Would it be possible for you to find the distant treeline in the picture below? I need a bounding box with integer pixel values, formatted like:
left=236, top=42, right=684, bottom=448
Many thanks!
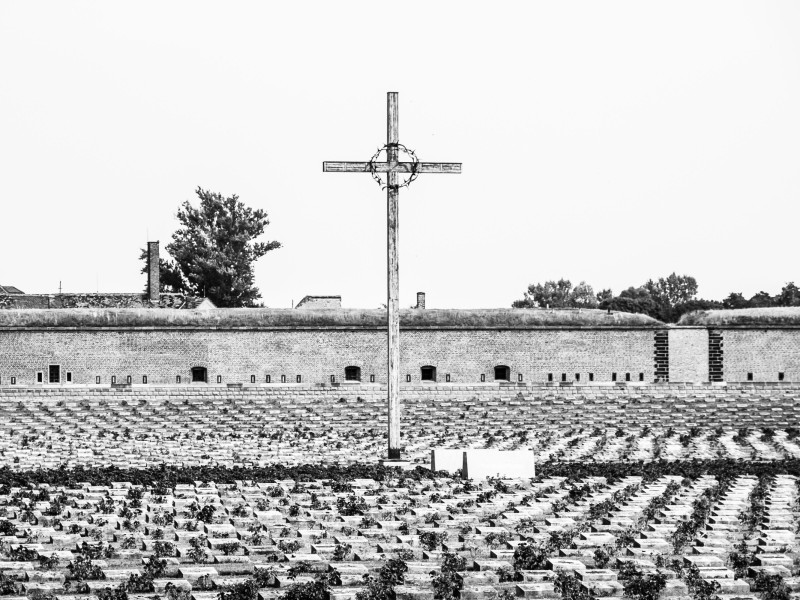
left=512, top=274, right=800, bottom=323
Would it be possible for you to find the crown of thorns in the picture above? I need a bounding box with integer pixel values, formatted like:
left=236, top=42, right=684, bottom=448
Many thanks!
left=368, top=142, right=420, bottom=190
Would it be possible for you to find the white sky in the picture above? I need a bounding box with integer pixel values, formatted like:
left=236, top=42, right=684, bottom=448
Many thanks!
left=1, top=2, right=799, bottom=309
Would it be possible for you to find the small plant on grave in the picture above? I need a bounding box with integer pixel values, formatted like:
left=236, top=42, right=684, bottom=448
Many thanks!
left=278, top=539, right=302, bottom=554
left=513, top=541, right=549, bottom=571
left=0, top=520, right=15, bottom=536
left=96, top=583, right=129, bottom=600
left=593, top=545, right=614, bottom=568
left=617, top=562, right=667, bottom=600
left=255, top=498, right=270, bottom=511
left=194, top=574, right=215, bottom=591
left=484, top=530, right=511, bottom=548
left=164, top=583, right=191, bottom=600
left=0, top=571, right=19, bottom=596
left=67, top=556, right=104, bottom=582
left=288, top=504, right=301, bottom=517
left=187, top=535, right=209, bottom=563
left=754, top=572, right=792, bottom=600
left=217, top=541, right=241, bottom=556
left=281, top=572, right=337, bottom=600
left=37, top=553, right=59, bottom=570
left=247, top=523, right=267, bottom=546
left=336, top=495, right=368, bottom=516
left=728, top=538, right=754, bottom=579
left=683, top=564, right=721, bottom=600
left=10, top=546, right=38, bottom=562
left=332, top=543, right=352, bottom=561
left=553, top=572, right=591, bottom=600
left=431, top=552, right=466, bottom=600
left=152, top=540, right=175, bottom=558
left=268, top=485, right=285, bottom=498
left=497, top=566, right=516, bottom=583
left=126, top=487, right=144, bottom=509
left=359, top=514, right=378, bottom=528
left=119, top=535, right=138, bottom=550
left=79, top=541, right=106, bottom=559
left=419, top=530, right=448, bottom=551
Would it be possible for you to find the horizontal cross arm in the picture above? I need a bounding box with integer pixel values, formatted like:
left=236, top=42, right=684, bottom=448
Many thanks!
left=323, top=161, right=461, bottom=174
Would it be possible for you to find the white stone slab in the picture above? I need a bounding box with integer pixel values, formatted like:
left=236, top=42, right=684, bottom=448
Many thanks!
left=462, top=449, right=535, bottom=480
left=431, top=449, right=464, bottom=473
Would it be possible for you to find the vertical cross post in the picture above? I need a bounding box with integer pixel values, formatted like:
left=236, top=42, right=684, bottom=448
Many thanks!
left=322, top=92, right=461, bottom=463
left=386, top=92, right=401, bottom=460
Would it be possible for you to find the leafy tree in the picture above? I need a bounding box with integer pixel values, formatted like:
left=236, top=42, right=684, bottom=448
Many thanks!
left=142, top=187, right=281, bottom=307
left=722, top=292, right=749, bottom=309
left=748, top=291, right=775, bottom=308
left=644, top=273, right=698, bottom=308
left=513, top=279, right=597, bottom=308
left=778, top=282, right=800, bottom=307
left=599, top=287, right=658, bottom=317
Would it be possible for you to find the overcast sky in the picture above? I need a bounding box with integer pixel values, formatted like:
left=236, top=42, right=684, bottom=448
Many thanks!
left=1, top=2, right=798, bottom=309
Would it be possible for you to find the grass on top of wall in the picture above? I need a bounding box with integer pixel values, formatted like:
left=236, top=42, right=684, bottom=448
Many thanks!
left=0, top=307, right=663, bottom=328
left=679, top=307, right=800, bottom=326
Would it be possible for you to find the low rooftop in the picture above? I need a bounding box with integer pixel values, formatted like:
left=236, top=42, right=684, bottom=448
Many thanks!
left=0, top=307, right=663, bottom=328
left=679, top=306, right=800, bottom=326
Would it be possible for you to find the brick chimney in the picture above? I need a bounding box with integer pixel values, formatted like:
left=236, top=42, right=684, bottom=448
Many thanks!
left=147, top=241, right=160, bottom=303
left=415, top=292, right=426, bottom=309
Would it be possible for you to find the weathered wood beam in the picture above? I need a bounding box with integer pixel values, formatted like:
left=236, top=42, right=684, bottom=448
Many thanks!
left=323, top=161, right=461, bottom=173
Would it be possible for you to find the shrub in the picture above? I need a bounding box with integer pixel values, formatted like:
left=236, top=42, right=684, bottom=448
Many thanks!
left=484, top=531, right=511, bottom=548
left=0, top=521, right=16, bottom=536
left=218, top=579, right=259, bottom=600
left=419, top=530, right=448, bottom=551
left=336, top=496, right=368, bottom=516
left=67, top=556, right=104, bottom=581
left=152, top=541, right=176, bottom=558
left=96, top=584, right=129, bottom=600
left=278, top=539, right=302, bottom=554
left=683, top=564, right=720, bottom=600
left=187, top=535, right=208, bottom=563
left=217, top=542, right=240, bottom=556
left=617, top=563, right=667, bottom=600
left=431, top=553, right=466, bottom=600
left=554, top=572, right=590, bottom=600
left=0, top=572, right=19, bottom=596
left=332, top=543, right=352, bottom=562
left=253, top=567, right=277, bottom=588
left=513, top=542, right=549, bottom=571
left=38, top=553, right=59, bottom=570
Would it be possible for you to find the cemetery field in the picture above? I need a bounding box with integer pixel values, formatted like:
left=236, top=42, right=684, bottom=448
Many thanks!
left=2, top=394, right=800, bottom=600
left=2, top=468, right=800, bottom=600
left=0, top=392, right=799, bottom=470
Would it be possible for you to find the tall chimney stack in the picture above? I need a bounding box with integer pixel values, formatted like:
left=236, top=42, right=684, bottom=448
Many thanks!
left=147, top=241, right=160, bottom=303
left=415, top=292, right=426, bottom=309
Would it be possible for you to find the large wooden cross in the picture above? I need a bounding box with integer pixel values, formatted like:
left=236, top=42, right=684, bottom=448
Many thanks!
left=323, top=92, right=461, bottom=460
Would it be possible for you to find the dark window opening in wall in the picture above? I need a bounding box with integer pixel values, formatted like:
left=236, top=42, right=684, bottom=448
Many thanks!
left=37, top=372, right=43, bottom=383
left=281, top=375, right=286, bottom=383
left=142, top=375, right=147, bottom=384
left=370, top=374, right=375, bottom=383
left=67, top=372, right=72, bottom=383
left=216, top=375, right=222, bottom=384
left=127, top=376, right=132, bottom=384
left=494, top=365, right=510, bottom=381
left=330, top=375, right=336, bottom=383
left=296, top=375, right=302, bottom=383
left=639, top=373, right=644, bottom=382
left=612, top=372, right=617, bottom=382
left=49, top=365, right=60, bottom=384
left=266, top=375, right=271, bottom=383
left=779, top=372, right=785, bottom=381
left=421, top=366, right=436, bottom=382
left=345, top=366, right=361, bottom=381
left=251, top=375, right=256, bottom=384
left=561, top=373, right=567, bottom=382
left=111, top=376, right=117, bottom=384
left=10, top=377, right=15, bottom=385
left=575, top=373, right=580, bottom=382
left=96, top=376, right=101, bottom=384
left=548, top=373, right=553, bottom=382
left=625, top=373, right=631, bottom=382
left=406, top=374, right=411, bottom=382
left=191, top=367, right=207, bottom=383
left=747, top=372, right=753, bottom=381
left=589, top=373, right=594, bottom=382
left=518, top=373, right=523, bottom=382
left=176, top=375, right=181, bottom=384
left=480, top=374, right=486, bottom=382
left=446, top=374, right=451, bottom=382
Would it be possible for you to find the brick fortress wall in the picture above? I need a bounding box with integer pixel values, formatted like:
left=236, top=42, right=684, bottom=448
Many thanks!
left=0, top=383, right=798, bottom=429
left=0, top=328, right=655, bottom=386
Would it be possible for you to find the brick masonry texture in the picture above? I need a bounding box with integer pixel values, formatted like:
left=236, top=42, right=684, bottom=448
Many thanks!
left=0, top=382, right=799, bottom=429
left=721, top=328, right=800, bottom=382
left=668, top=328, right=709, bottom=383
left=0, top=328, right=656, bottom=386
